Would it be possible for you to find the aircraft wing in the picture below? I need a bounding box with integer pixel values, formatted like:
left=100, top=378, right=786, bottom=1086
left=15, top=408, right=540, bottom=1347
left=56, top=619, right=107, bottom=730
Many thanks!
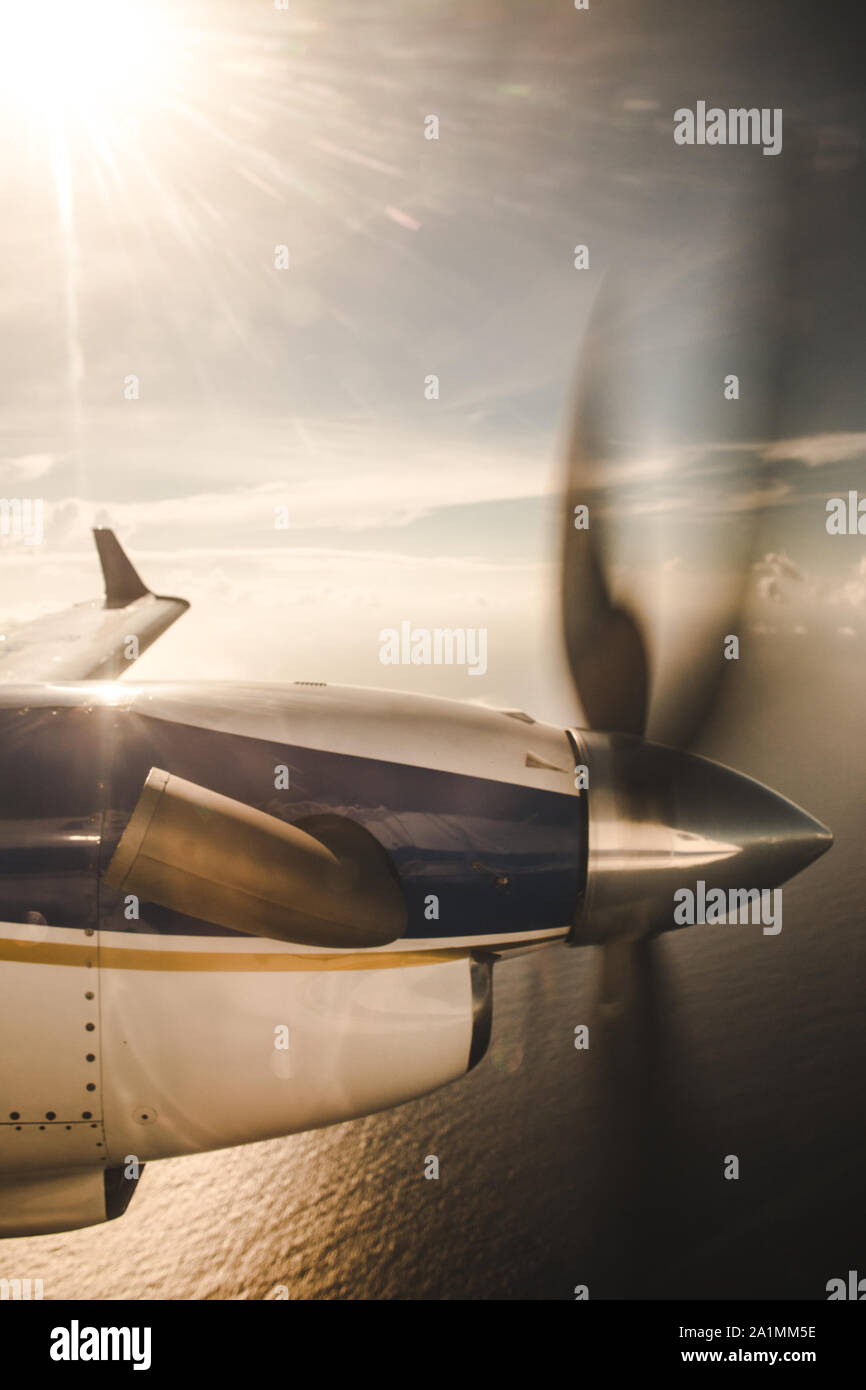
left=0, top=529, right=189, bottom=682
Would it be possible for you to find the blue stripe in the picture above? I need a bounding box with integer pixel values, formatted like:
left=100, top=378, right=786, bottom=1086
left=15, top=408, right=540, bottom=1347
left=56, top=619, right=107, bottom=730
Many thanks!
left=0, top=706, right=585, bottom=943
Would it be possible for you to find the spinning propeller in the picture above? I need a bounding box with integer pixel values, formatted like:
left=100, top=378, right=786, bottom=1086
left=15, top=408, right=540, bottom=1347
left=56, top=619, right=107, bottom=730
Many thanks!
left=558, top=140, right=832, bottom=1274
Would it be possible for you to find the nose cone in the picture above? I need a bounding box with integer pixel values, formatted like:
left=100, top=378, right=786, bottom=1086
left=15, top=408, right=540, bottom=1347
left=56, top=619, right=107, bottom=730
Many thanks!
left=727, top=784, right=833, bottom=883
left=570, top=730, right=833, bottom=944
left=653, top=741, right=833, bottom=888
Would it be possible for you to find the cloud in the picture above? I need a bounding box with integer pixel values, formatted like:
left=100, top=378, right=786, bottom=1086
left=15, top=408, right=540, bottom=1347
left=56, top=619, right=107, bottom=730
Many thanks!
left=601, top=432, right=866, bottom=523
left=28, top=432, right=558, bottom=544
left=757, top=575, right=781, bottom=602
left=753, top=551, right=804, bottom=602
left=0, top=453, right=60, bottom=481
left=726, top=483, right=791, bottom=512
left=750, top=553, right=866, bottom=630
left=762, top=433, right=866, bottom=467
left=762, top=552, right=804, bottom=582
left=830, top=555, right=866, bottom=608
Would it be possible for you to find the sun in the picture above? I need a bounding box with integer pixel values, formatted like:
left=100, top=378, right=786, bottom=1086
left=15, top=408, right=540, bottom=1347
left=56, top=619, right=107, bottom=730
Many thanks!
left=0, top=0, right=191, bottom=439
left=0, top=0, right=179, bottom=126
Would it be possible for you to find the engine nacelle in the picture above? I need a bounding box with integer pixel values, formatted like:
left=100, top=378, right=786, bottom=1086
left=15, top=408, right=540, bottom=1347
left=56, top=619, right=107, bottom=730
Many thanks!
left=0, top=1166, right=142, bottom=1238
left=0, top=678, right=579, bottom=1233
left=96, top=953, right=492, bottom=1164
left=1, top=937, right=491, bottom=1234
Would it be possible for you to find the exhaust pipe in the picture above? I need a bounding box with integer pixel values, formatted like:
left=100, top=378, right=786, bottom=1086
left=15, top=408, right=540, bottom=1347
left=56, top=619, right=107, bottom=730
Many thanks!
left=104, top=768, right=407, bottom=949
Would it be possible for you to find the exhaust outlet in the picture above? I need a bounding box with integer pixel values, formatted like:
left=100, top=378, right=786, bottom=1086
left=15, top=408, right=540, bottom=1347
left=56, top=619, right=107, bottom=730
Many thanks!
left=104, top=768, right=407, bottom=948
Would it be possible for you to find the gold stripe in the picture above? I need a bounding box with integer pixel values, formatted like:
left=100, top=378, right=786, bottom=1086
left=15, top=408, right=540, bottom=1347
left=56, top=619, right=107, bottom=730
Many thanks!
left=0, top=938, right=466, bottom=973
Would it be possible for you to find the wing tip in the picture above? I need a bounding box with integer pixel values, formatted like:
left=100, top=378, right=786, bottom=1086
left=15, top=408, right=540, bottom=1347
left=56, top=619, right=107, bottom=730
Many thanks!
left=92, top=528, right=150, bottom=609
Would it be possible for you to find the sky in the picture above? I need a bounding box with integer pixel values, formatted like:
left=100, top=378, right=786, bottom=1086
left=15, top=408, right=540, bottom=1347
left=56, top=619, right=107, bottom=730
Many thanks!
left=0, top=0, right=864, bottom=732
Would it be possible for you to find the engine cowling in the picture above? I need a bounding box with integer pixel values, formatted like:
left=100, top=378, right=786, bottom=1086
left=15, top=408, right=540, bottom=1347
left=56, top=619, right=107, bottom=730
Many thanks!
left=0, top=1165, right=142, bottom=1239
left=96, top=953, right=492, bottom=1164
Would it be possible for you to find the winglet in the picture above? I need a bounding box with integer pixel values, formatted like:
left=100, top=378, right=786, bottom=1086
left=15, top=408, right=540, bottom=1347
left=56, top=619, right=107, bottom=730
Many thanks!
left=93, top=528, right=150, bottom=609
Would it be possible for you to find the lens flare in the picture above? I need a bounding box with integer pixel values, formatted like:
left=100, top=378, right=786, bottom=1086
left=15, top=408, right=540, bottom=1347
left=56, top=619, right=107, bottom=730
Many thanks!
left=0, top=0, right=177, bottom=123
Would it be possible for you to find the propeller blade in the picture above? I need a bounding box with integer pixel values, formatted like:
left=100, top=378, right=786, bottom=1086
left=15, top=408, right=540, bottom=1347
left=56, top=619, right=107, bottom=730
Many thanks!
left=561, top=286, right=650, bottom=738
left=561, top=146, right=803, bottom=751
left=586, top=933, right=672, bottom=1292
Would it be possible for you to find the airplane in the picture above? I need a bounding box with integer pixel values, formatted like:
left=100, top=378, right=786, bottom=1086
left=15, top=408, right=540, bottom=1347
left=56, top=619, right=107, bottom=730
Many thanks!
left=0, top=492, right=832, bottom=1238
left=0, top=171, right=833, bottom=1236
